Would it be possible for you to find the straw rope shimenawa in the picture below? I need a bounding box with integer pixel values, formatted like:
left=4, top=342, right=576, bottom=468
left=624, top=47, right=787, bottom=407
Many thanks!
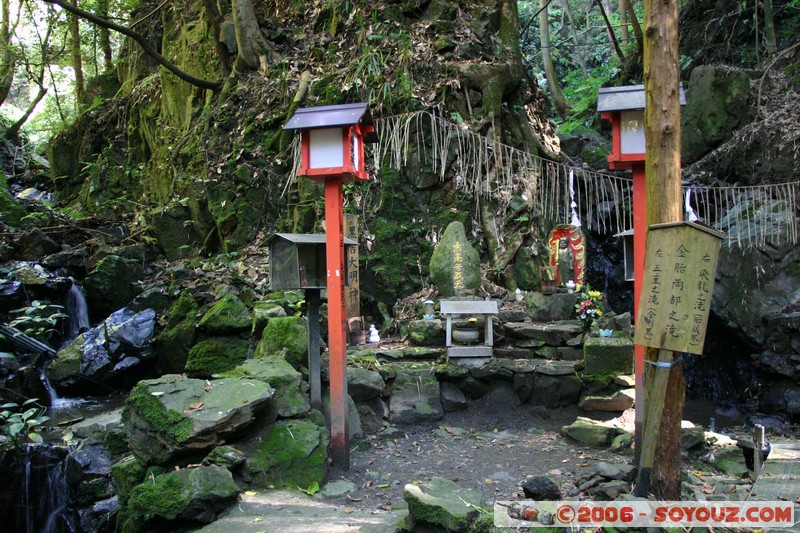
left=287, top=111, right=799, bottom=249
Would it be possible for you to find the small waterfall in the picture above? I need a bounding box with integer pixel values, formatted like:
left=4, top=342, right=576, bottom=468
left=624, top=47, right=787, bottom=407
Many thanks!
left=1, top=445, right=78, bottom=533
left=65, top=281, right=90, bottom=341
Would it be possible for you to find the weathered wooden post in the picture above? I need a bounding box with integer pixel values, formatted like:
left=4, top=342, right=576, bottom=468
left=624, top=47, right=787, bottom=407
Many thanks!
left=632, top=221, right=723, bottom=496
left=283, top=103, right=378, bottom=469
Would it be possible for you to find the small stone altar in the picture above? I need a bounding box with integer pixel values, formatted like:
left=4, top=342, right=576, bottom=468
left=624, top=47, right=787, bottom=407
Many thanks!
left=441, top=300, right=498, bottom=366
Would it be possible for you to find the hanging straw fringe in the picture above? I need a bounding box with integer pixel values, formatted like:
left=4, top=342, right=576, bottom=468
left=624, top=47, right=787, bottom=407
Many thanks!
left=285, top=110, right=799, bottom=249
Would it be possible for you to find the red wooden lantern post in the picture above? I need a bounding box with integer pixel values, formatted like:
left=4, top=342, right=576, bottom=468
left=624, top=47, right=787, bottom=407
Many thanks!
left=284, top=103, right=378, bottom=468
left=598, top=85, right=684, bottom=462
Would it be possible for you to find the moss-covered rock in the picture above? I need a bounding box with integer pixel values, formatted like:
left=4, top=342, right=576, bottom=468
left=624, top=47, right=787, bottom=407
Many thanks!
left=561, top=417, right=625, bottom=447
left=156, top=290, right=198, bottom=373
left=248, top=419, right=329, bottom=490
left=0, top=186, right=27, bottom=227
left=583, top=336, right=634, bottom=378
left=388, top=366, right=444, bottom=424
left=122, top=375, right=274, bottom=465
left=110, top=455, right=147, bottom=505
left=197, top=293, right=252, bottom=334
left=404, top=478, right=487, bottom=532
left=251, top=300, right=288, bottom=338
left=226, top=358, right=310, bottom=418
left=429, top=221, right=481, bottom=297
left=185, top=337, right=250, bottom=377
left=408, top=319, right=445, bottom=346
left=254, top=316, right=308, bottom=370
left=84, top=255, right=144, bottom=318
left=126, top=465, right=239, bottom=526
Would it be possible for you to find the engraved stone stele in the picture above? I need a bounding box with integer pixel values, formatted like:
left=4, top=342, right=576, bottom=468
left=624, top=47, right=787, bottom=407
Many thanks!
left=429, top=221, right=481, bottom=298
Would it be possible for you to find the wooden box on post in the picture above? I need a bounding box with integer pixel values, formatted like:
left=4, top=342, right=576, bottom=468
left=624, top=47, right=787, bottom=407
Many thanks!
left=267, top=233, right=357, bottom=291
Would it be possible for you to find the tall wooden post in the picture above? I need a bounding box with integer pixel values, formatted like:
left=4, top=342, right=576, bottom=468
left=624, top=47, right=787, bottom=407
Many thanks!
left=641, top=0, right=683, bottom=499
left=632, top=162, right=646, bottom=463
left=325, top=177, right=349, bottom=468
left=306, top=288, right=322, bottom=412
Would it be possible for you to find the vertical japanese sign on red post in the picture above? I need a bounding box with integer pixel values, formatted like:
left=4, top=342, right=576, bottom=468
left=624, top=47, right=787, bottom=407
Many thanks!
left=283, top=103, right=378, bottom=469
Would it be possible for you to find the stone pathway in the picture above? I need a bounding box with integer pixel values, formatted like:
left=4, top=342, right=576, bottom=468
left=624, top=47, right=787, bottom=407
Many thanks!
left=196, top=490, right=405, bottom=533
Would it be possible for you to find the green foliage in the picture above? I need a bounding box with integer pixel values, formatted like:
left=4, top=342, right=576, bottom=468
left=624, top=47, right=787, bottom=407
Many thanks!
left=0, top=398, right=49, bottom=451
left=9, top=301, right=68, bottom=342
left=559, top=63, right=620, bottom=132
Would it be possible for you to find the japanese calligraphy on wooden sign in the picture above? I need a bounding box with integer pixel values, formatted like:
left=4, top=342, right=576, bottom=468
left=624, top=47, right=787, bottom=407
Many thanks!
left=634, top=222, right=724, bottom=354
left=344, top=214, right=360, bottom=319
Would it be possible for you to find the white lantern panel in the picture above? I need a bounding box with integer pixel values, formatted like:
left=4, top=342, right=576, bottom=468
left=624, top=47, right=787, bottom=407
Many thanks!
left=309, top=128, right=344, bottom=169
left=620, top=110, right=645, bottom=154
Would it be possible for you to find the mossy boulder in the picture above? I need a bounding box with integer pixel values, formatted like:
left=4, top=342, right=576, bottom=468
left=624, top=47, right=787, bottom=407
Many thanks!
left=404, top=478, right=487, bottom=532
left=583, top=336, right=634, bottom=377
left=346, top=366, right=386, bottom=401
left=429, top=221, right=481, bottom=297
left=185, top=337, right=250, bottom=377
left=408, top=319, right=446, bottom=346
left=122, top=375, right=274, bottom=465
left=148, top=203, right=203, bottom=261
left=227, top=358, right=310, bottom=418
left=251, top=300, right=288, bottom=338
left=156, top=290, right=199, bottom=373
left=254, top=316, right=308, bottom=370
left=126, top=465, right=239, bottom=527
left=197, top=293, right=252, bottom=334
left=248, top=419, right=329, bottom=490
left=0, top=187, right=27, bottom=227
left=84, top=255, right=144, bottom=318
left=110, top=455, right=147, bottom=505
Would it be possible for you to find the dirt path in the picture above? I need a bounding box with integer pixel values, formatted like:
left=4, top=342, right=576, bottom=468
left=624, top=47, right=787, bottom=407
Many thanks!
left=324, top=402, right=624, bottom=512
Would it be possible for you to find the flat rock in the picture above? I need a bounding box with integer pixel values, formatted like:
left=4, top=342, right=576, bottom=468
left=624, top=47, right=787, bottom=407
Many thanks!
left=579, top=388, right=635, bottom=412
left=561, top=417, right=625, bottom=447
left=389, top=368, right=443, bottom=424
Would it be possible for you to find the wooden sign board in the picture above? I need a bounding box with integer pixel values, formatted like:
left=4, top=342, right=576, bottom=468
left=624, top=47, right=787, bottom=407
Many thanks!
left=634, top=222, right=724, bottom=355
left=345, top=213, right=360, bottom=319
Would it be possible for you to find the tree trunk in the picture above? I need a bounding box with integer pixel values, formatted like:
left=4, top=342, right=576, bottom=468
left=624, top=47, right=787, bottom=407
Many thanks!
left=539, top=0, right=571, bottom=119
left=232, top=0, right=273, bottom=71
left=619, top=0, right=629, bottom=44
left=642, top=0, right=683, bottom=500
left=564, top=0, right=588, bottom=78
left=595, top=0, right=625, bottom=63
left=627, top=0, right=644, bottom=58
left=0, top=0, right=14, bottom=106
left=97, top=0, right=112, bottom=71
left=69, top=0, right=86, bottom=107
left=763, top=0, right=777, bottom=56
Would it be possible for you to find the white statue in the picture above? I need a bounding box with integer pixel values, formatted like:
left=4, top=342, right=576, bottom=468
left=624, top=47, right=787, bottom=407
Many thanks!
left=368, top=324, right=381, bottom=343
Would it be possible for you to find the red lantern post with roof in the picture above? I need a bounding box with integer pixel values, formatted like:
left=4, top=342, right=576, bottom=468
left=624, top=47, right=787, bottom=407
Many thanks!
left=284, top=103, right=378, bottom=469
left=598, top=85, right=685, bottom=462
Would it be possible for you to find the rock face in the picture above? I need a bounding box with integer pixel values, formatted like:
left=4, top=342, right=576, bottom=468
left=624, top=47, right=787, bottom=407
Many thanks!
left=122, top=375, right=274, bottom=465
left=185, top=337, right=251, bottom=377
left=156, top=290, right=198, bottom=373
left=49, top=307, right=157, bottom=393
left=404, top=478, right=487, bottom=532
left=681, top=65, right=752, bottom=164
left=125, top=465, right=239, bottom=527
left=429, top=222, right=481, bottom=297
